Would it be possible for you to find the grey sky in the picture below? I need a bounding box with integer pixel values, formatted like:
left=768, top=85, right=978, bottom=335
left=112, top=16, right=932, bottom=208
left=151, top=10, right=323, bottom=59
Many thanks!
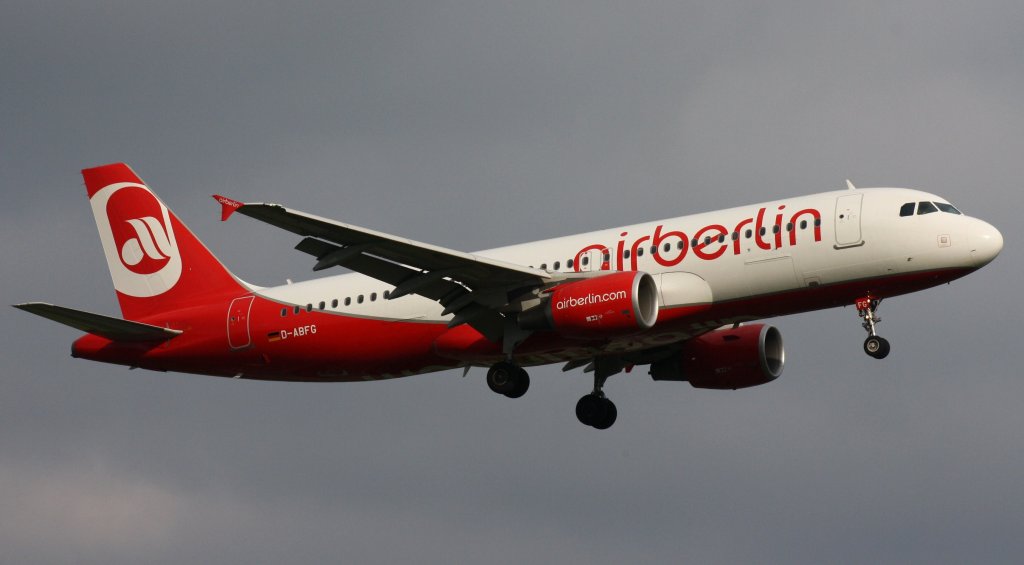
left=3, top=1, right=1022, bottom=563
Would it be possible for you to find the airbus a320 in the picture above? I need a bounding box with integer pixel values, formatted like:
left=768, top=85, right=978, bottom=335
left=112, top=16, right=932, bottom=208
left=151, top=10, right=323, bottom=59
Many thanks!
left=15, top=164, right=1003, bottom=429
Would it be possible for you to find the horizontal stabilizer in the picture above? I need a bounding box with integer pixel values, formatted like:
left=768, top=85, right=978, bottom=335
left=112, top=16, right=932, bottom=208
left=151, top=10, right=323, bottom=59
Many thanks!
left=13, top=302, right=182, bottom=342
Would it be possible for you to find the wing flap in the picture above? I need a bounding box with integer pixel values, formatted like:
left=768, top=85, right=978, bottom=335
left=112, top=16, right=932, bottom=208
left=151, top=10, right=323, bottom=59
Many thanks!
left=13, top=302, right=182, bottom=342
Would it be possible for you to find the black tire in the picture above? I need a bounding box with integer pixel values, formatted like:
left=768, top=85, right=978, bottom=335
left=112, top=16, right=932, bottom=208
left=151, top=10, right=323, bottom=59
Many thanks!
left=575, top=394, right=602, bottom=426
left=592, top=398, right=617, bottom=430
left=486, top=362, right=518, bottom=395
left=503, top=368, right=530, bottom=399
left=864, top=336, right=891, bottom=359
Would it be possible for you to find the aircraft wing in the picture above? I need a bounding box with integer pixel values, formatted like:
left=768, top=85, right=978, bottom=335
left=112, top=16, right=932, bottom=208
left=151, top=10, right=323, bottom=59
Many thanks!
left=13, top=302, right=182, bottom=342
left=214, top=195, right=562, bottom=341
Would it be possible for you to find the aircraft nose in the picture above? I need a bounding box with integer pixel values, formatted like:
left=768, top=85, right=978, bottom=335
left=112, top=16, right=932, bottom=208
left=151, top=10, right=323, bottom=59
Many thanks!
left=969, top=219, right=1003, bottom=267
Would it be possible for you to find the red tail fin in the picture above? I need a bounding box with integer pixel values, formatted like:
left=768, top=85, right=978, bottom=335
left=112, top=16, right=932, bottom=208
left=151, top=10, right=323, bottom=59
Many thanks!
left=83, top=163, right=248, bottom=321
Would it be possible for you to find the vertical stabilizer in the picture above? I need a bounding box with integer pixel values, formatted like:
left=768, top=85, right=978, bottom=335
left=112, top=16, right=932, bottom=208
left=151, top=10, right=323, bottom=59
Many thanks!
left=82, top=163, right=248, bottom=321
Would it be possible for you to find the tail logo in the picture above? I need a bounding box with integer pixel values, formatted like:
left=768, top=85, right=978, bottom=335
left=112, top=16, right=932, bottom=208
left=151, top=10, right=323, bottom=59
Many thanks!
left=90, top=182, right=183, bottom=297
left=119, top=217, right=173, bottom=272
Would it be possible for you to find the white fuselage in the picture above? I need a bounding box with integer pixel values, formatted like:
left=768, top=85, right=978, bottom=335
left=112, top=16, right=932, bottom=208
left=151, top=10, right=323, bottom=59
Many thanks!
left=257, top=187, right=998, bottom=329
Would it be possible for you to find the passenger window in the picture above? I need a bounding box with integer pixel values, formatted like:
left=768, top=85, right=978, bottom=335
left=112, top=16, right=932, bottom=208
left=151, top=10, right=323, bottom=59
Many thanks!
left=786, top=223, right=793, bottom=232
left=800, top=220, right=808, bottom=229
left=293, top=306, right=301, bottom=315
left=676, top=241, right=684, bottom=249
left=731, top=232, right=739, bottom=241
left=650, top=245, right=657, bottom=255
left=745, top=229, right=752, bottom=239
left=623, top=249, right=631, bottom=259
left=331, top=299, right=338, bottom=308
left=703, top=236, right=712, bottom=245
left=602, top=253, right=610, bottom=263
left=717, top=234, right=726, bottom=243
left=357, top=295, right=364, bottom=304
left=637, top=247, right=644, bottom=257
left=540, top=263, right=547, bottom=270
left=814, top=218, right=821, bottom=227
left=581, top=256, right=589, bottom=266
left=344, top=297, right=351, bottom=306
left=772, top=225, right=780, bottom=234
left=664, top=243, right=672, bottom=252
left=567, top=259, right=573, bottom=269
left=899, top=202, right=915, bottom=217
left=553, top=261, right=560, bottom=270
left=383, top=290, right=391, bottom=299
left=318, top=301, right=325, bottom=310
left=306, top=304, right=313, bottom=312
left=691, top=238, right=699, bottom=248
left=935, top=202, right=962, bottom=215
left=917, top=201, right=938, bottom=215
left=370, top=293, right=377, bottom=302
left=281, top=308, right=288, bottom=317
left=759, top=227, right=766, bottom=236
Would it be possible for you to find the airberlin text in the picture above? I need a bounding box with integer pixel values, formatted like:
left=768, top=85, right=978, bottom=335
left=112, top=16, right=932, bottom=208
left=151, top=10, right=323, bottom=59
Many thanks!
left=574, top=205, right=821, bottom=272
left=555, top=291, right=628, bottom=311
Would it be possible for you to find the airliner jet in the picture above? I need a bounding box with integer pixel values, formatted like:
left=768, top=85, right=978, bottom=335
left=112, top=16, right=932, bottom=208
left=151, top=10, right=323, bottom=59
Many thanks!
left=15, top=163, right=1003, bottom=428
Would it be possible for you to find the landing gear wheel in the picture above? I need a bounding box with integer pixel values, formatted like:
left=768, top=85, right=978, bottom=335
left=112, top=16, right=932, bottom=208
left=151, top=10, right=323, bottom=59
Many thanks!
left=576, top=394, right=617, bottom=429
left=575, top=394, right=599, bottom=424
left=487, top=362, right=530, bottom=398
left=486, top=362, right=517, bottom=395
left=863, top=336, right=891, bottom=359
left=592, top=398, right=617, bottom=430
left=503, top=368, right=530, bottom=398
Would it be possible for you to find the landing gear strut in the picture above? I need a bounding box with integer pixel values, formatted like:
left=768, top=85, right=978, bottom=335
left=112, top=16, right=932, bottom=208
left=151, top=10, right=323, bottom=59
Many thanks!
left=576, top=362, right=619, bottom=429
left=486, top=361, right=530, bottom=398
left=856, top=296, right=890, bottom=359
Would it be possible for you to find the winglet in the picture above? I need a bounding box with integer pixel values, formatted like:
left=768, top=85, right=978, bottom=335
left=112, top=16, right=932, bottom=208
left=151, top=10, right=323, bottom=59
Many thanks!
left=846, top=179, right=856, bottom=190
left=213, top=194, right=245, bottom=221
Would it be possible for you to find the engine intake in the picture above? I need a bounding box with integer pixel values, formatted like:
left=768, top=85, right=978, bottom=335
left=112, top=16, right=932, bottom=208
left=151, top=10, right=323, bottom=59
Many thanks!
left=519, top=271, right=659, bottom=339
left=650, top=324, right=784, bottom=389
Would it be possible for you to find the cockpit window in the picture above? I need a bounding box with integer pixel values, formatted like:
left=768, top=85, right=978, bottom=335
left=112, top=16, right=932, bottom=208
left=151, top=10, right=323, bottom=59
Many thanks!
left=935, top=202, right=962, bottom=215
left=899, top=202, right=915, bottom=217
left=917, top=201, right=938, bottom=215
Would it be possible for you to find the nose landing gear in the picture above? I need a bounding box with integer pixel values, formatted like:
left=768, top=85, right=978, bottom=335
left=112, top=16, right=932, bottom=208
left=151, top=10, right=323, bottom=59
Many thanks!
left=856, top=296, right=890, bottom=359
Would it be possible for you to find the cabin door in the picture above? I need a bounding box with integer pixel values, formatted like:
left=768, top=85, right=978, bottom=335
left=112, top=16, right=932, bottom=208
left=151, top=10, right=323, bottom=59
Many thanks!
left=834, top=193, right=864, bottom=248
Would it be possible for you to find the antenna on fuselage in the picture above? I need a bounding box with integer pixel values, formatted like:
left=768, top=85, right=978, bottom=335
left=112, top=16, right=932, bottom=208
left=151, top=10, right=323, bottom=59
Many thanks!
left=846, top=179, right=857, bottom=190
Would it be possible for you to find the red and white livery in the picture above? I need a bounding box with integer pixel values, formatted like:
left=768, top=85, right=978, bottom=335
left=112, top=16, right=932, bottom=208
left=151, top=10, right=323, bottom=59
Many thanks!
left=16, top=163, right=1003, bottom=428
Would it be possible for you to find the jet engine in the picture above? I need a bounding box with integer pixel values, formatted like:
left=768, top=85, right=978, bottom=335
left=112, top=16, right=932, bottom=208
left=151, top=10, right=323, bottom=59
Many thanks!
left=518, top=271, right=659, bottom=339
left=650, top=324, right=784, bottom=389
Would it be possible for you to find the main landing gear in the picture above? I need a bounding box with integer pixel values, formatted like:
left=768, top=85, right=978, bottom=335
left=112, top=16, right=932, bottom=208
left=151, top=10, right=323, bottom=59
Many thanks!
left=484, top=359, right=619, bottom=429
left=575, top=366, right=618, bottom=430
left=486, top=361, right=530, bottom=398
left=856, top=296, right=891, bottom=359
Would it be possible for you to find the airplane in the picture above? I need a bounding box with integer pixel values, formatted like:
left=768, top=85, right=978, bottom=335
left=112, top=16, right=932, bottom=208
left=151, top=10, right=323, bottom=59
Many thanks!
left=14, top=163, right=1003, bottom=429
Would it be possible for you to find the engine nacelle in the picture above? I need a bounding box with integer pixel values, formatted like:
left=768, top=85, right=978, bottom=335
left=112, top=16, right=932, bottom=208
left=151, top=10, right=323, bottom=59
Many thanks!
left=650, top=324, right=784, bottom=389
left=519, top=271, right=659, bottom=339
